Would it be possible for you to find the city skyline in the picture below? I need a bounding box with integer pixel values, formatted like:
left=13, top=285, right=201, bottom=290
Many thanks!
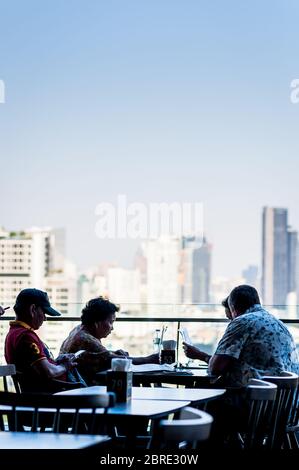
left=1, top=2, right=299, bottom=279
left=3, top=204, right=298, bottom=307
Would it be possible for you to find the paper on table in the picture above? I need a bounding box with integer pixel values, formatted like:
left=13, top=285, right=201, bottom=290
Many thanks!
left=179, top=328, right=193, bottom=345
left=131, top=363, right=175, bottom=373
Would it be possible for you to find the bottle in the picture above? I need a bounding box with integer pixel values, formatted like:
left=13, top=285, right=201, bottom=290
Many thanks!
left=153, top=329, right=161, bottom=353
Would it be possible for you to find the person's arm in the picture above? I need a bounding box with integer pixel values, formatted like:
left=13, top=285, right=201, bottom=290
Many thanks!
left=208, top=354, right=235, bottom=375
left=131, top=353, right=160, bottom=365
left=19, top=332, right=77, bottom=380
left=32, top=357, right=77, bottom=379
left=182, top=342, right=211, bottom=363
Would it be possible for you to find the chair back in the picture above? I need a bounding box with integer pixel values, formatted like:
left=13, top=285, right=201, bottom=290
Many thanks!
left=156, top=406, right=213, bottom=449
left=286, top=376, right=299, bottom=448
left=261, top=371, right=299, bottom=449
left=241, top=378, right=277, bottom=449
left=0, top=391, right=115, bottom=434
left=0, top=365, right=20, bottom=393
left=15, top=371, right=83, bottom=394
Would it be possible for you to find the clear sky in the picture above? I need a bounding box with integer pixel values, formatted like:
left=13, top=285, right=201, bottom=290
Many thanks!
left=1, top=0, right=299, bottom=278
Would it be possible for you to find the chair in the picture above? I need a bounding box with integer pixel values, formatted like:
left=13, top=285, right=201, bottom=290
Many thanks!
left=237, top=379, right=277, bottom=449
left=261, top=371, right=299, bottom=449
left=152, top=406, right=213, bottom=449
left=0, top=365, right=20, bottom=393
left=0, top=391, right=115, bottom=434
left=14, top=371, right=84, bottom=394
left=286, top=378, right=299, bottom=449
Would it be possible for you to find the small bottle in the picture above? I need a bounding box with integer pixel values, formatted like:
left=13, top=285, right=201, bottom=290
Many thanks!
left=153, top=329, right=161, bottom=353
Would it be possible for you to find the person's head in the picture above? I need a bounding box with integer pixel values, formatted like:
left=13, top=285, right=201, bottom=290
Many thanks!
left=81, top=297, right=120, bottom=339
left=221, top=296, right=232, bottom=320
left=228, top=285, right=260, bottom=319
left=14, top=288, right=61, bottom=330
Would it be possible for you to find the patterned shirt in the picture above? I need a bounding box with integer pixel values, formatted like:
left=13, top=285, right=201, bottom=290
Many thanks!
left=214, top=304, right=299, bottom=386
left=60, top=325, right=115, bottom=383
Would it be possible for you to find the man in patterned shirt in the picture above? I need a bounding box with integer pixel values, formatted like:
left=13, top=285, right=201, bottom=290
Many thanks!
left=183, top=285, right=299, bottom=386
left=184, top=285, right=299, bottom=447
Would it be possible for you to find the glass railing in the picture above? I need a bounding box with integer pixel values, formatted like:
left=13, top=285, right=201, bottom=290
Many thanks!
left=1, top=303, right=299, bottom=362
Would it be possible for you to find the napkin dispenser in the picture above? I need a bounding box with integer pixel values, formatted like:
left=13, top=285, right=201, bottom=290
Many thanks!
left=107, top=358, right=133, bottom=402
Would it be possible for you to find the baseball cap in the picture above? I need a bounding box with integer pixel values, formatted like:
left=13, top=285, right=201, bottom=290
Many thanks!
left=14, top=288, right=61, bottom=317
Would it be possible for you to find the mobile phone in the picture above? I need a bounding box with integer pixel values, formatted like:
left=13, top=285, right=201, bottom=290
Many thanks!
left=74, top=350, right=85, bottom=358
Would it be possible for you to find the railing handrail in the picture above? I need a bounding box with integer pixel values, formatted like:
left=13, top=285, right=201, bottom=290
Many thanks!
left=1, top=316, right=299, bottom=324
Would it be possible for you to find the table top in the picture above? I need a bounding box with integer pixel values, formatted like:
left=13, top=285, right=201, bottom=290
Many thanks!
left=95, top=367, right=218, bottom=387
left=57, top=385, right=225, bottom=405
left=55, top=388, right=190, bottom=418
left=0, top=432, right=110, bottom=450
left=106, top=399, right=190, bottom=418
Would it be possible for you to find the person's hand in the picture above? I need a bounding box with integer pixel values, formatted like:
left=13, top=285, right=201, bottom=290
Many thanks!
left=182, top=342, right=208, bottom=361
left=114, top=349, right=129, bottom=357
left=56, top=353, right=78, bottom=370
left=145, top=353, right=160, bottom=364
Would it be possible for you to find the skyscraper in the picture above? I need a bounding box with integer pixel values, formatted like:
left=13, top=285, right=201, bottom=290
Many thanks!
left=0, top=226, right=78, bottom=358
left=262, top=207, right=297, bottom=306
left=144, top=237, right=181, bottom=310
left=181, top=236, right=212, bottom=304
left=0, top=226, right=65, bottom=305
left=287, top=229, right=298, bottom=294
left=242, top=265, right=258, bottom=288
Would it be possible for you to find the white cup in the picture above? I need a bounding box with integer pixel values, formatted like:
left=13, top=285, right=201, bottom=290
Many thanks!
left=111, top=358, right=132, bottom=372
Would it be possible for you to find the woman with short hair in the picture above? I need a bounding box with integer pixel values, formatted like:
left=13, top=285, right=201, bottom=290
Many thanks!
left=60, top=296, right=159, bottom=384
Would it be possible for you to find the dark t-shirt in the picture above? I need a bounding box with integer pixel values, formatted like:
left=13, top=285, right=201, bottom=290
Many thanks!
left=5, top=320, right=67, bottom=391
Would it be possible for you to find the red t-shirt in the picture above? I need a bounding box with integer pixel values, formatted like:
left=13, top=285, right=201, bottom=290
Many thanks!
left=5, top=320, right=67, bottom=391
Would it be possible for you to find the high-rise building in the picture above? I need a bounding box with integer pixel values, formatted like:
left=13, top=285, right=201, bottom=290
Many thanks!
left=287, top=229, right=298, bottom=294
left=107, top=267, right=141, bottom=311
left=242, top=265, right=258, bottom=288
left=0, top=227, right=65, bottom=305
left=181, top=236, right=212, bottom=304
left=0, top=226, right=77, bottom=358
left=145, top=237, right=181, bottom=312
left=262, top=207, right=297, bottom=306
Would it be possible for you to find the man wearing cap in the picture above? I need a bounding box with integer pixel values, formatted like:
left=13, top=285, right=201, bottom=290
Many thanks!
left=5, top=288, right=78, bottom=393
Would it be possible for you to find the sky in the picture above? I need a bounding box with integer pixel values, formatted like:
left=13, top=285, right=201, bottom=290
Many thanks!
left=1, top=0, right=299, bottom=278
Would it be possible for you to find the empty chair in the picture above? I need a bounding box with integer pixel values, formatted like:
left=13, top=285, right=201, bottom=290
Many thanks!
left=286, top=377, right=299, bottom=449
left=0, top=391, right=115, bottom=434
left=261, top=371, right=299, bottom=449
left=0, top=365, right=20, bottom=393
left=152, top=406, right=213, bottom=449
left=237, top=379, right=277, bottom=449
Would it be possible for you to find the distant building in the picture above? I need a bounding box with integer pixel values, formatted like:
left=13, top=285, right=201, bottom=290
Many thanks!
left=242, top=265, right=258, bottom=288
left=0, top=226, right=65, bottom=305
left=107, top=267, right=141, bottom=312
left=262, top=207, right=298, bottom=306
left=145, top=237, right=181, bottom=312
left=287, top=229, right=298, bottom=294
left=0, top=226, right=78, bottom=357
left=181, top=236, right=212, bottom=304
